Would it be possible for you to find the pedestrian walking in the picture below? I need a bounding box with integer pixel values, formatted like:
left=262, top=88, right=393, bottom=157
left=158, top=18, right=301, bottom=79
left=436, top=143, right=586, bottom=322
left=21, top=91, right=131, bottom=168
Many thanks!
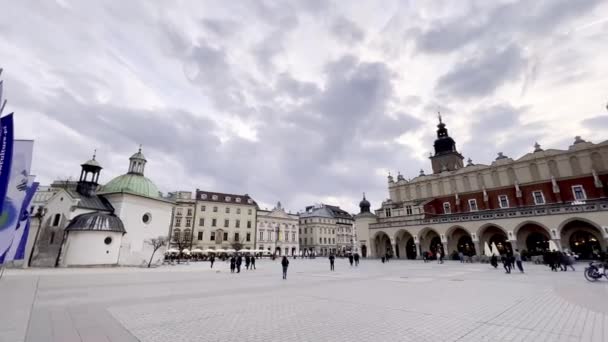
left=490, top=254, right=498, bottom=268
left=423, top=251, right=428, bottom=263
left=250, top=255, right=256, bottom=270
left=502, top=254, right=511, bottom=274
left=514, top=249, right=524, bottom=273
left=236, top=255, right=242, bottom=273
left=329, top=254, right=335, bottom=271
left=281, top=256, right=289, bottom=279
left=230, top=256, right=236, bottom=273
left=348, top=254, right=354, bottom=267
left=561, top=252, right=575, bottom=271
left=437, top=249, right=443, bottom=264
left=245, top=255, right=251, bottom=270
left=210, top=255, right=215, bottom=269
left=459, top=251, right=464, bottom=263
left=354, top=253, right=360, bottom=266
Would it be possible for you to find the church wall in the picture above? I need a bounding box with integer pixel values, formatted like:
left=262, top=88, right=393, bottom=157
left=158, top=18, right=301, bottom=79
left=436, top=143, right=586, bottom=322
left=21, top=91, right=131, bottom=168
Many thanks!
left=105, top=194, right=172, bottom=266
left=63, top=231, right=122, bottom=266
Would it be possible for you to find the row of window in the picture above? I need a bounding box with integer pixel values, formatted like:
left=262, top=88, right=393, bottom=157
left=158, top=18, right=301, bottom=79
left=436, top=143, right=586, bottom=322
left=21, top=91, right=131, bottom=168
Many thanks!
left=200, top=194, right=253, bottom=204
left=300, top=237, right=336, bottom=245
left=201, top=206, right=253, bottom=215
left=300, top=218, right=334, bottom=224
left=186, top=230, right=253, bottom=242
left=441, top=185, right=587, bottom=214
left=299, top=227, right=336, bottom=235
left=258, top=222, right=297, bottom=229
left=384, top=205, right=414, bottom=218
left=175, top=217, right=252, bottom=228
left=257, top=231, right=297, bottom=242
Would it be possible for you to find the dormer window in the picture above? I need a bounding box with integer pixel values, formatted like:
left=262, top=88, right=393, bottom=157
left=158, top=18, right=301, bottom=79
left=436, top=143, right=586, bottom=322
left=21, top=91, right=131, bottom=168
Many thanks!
left=201, top=194, right=207, bottom=200
left=226, top=196, right=231, bottom=202
left=212, top=195, right=218, bottom=200
left=247, top=199, right=253, bottom=204
left=443, top=202, right=451, bottom=214
left=236, top=197, right=241, bottom=203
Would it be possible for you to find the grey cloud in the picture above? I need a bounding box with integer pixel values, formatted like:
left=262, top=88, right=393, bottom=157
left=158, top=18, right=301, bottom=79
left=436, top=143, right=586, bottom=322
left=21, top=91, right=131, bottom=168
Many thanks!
left=582, top=115, right=608, bottom=130
left=435, top=44, right=526, bottom=98
left=415, top=0, right=602, bottom=54
left=330, top=17, right=365, bottom=44
left=201, top=18, right=241, bottom=37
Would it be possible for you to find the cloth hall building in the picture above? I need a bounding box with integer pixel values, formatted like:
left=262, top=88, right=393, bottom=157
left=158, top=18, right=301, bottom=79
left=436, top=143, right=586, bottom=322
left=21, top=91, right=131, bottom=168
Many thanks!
left=355, top=117, right=608, bottom=260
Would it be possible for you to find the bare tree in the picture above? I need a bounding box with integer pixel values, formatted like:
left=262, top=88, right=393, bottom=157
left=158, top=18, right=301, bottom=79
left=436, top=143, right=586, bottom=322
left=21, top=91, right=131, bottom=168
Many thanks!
left=146, top=236, right=168, bottom=268
left=171, top=234, right=191, bottom=263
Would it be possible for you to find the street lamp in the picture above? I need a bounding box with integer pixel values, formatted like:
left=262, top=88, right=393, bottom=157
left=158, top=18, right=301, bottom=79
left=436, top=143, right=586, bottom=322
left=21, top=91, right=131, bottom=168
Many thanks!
left=27, top=206, right=47, bottom=267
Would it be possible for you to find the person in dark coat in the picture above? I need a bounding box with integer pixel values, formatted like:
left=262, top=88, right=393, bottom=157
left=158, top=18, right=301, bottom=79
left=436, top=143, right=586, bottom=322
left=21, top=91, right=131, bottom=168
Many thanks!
left=502, top=254, right=511, bottom=274
left=329, top=254, right=335, bottom=271
left=514, top=249, right=524, bottom=273
left=490, top=254, right=498, bottom=268
left=250, top=255, right=256, bottom=270
left=245, top=255, right=251, bottom=270
left=354, top=253, right=360, bottom=266
left=210, top=255, right=215, bottom=269
left=281, top=256, right=289, bottom=279
left=236, top=255, right=242, bottom=273
left=348, top=254, right=354, bottom=266
left=230, top=256, right=236, bottom=273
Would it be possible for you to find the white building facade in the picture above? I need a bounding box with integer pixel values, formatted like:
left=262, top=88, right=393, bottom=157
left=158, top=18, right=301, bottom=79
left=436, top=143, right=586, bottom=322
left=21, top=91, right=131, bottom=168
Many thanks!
left=256, top=202, right=299, bottom=256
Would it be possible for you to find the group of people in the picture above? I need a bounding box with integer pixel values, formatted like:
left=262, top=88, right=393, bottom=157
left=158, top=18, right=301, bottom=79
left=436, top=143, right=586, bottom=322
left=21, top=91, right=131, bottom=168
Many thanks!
left=421, top=247, right=445, bottom=264
left=489, top=249, right=525, bottom=273
left=228, top=254, right=257, bottom=273
left=543, top=250, right=576, bottom=272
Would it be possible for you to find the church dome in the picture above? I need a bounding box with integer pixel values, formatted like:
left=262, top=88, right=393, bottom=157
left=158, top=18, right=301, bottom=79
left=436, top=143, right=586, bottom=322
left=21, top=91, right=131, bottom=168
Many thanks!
left=83, top=158, right=101, bottom=168
left=359, top=194, right=371, bottom=213
left=66, top=212, right=125, bottom=233
left=101, top=173, right=160, bottom=198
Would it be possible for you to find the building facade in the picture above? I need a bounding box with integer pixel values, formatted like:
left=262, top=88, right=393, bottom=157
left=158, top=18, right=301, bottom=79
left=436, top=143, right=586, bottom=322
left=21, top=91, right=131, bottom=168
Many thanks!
left=181, top=190, right=258, bottom=251
left=167, top=191, right=196, bottom=249
left=299, top=204, right=355, bottom=256
left=30, top=148, right=174, bottom=267
left=356, top=118, right=608, bottom=260
left=256, top=202, right=299, bottom=256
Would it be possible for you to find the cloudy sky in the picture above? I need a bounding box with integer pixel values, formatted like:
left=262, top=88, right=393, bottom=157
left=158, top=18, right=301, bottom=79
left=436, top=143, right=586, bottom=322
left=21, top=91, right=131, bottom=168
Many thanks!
left=1, top=0, right=607, bottom=213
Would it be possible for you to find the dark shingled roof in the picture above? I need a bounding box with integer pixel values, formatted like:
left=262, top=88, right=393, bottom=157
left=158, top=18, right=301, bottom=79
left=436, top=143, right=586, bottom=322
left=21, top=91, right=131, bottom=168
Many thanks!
left=66, top=212, right=126, bottom=233
left=195, top=190, right=258, bottom=206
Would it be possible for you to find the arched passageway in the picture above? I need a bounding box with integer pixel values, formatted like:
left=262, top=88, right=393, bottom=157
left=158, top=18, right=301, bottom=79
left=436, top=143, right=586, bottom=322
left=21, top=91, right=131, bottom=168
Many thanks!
left=395, top=230, right=417, bottom=259
left=361, top=245, right=367, bottom=257
left=373, top=231, right=392, bottom=258
left=515, top=223, right=551, bottom=256
left=419, top=228, right=443, bottom=257
left=446, top=227, right=476, bottom=256
left=560, top=219, right=605, bottom=260
left=479, top=225, right=512, bottom=255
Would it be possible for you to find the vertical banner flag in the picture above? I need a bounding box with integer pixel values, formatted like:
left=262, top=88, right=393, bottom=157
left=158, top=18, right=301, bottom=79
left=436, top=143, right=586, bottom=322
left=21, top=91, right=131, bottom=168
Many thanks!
left=0, top=139, right=33, bottom=264
left=2, top=181, right=38, bottom=262
left=0, top=114, right=14, bottom=220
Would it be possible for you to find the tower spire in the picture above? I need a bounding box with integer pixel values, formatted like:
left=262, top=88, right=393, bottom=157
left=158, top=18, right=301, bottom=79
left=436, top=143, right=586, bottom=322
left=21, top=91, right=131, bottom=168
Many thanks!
left=438, top=111, right=442, bottom=124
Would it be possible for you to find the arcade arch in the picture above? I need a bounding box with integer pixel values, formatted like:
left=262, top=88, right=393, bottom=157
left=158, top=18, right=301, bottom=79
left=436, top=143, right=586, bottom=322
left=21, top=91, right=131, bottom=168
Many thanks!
left=394, top=229, right=417, bottom=259
left=478, top=224, right=511, bottom=255
left=514, top=221, right=551, bottom=256
left=446, top=226, right=476, bottom=256
left=419, top=227, right=443, bottom=256
left=373, top=231, right=392, bottom=258
left=559, top=218, right=606, bottom=259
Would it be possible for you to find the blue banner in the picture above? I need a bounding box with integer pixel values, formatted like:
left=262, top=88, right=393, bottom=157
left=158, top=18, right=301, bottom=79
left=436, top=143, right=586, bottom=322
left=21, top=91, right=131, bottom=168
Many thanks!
left=0, top=113, right=14, bottom=213
left=3, top=181, right=39, bottom=261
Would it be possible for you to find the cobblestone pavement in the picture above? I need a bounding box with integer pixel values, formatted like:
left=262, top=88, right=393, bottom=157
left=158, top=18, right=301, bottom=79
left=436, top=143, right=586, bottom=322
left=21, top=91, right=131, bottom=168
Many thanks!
left=1, top=258, right=607, bottom=342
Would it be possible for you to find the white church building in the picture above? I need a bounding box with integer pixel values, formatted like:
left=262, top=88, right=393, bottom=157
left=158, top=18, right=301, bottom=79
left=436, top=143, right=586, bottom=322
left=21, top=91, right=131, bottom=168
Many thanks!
left=30, top=148, right=174, bottom=267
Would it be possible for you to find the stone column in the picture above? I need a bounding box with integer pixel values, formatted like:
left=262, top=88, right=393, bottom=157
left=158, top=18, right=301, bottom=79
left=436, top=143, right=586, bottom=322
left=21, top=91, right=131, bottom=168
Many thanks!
left=415, top=243, right=421, bottom=259
left=552, top=239, right=563, bottom=252
left=473, top=240, right=481, bottom=257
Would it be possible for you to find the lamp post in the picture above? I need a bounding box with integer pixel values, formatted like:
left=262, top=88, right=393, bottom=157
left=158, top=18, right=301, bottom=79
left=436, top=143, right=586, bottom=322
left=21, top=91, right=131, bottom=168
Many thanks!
left=27, top=206, right=47, bottom=267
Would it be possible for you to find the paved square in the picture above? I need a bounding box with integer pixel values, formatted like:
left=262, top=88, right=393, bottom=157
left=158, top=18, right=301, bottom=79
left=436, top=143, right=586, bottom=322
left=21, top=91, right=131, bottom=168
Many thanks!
left=1, top=258, right=607, bottom=342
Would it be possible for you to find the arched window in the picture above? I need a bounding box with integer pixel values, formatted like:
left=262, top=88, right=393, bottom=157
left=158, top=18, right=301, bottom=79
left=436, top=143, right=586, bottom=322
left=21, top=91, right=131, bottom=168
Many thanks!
left=548, top=160, right=560, bottom=178
left=491, top=170, right=501, bottom=187
left=529, top=163, right=540, bottom=181
left=507, top=168, right=516, bottom=185
left=591, top=152, right=605, bottom=171
left=569, top=156, right=582, bottom=175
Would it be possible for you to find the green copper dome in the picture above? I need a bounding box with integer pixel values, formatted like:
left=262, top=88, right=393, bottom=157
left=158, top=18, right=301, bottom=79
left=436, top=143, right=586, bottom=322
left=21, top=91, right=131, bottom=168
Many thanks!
left=101, top=173, right=159, bottom=198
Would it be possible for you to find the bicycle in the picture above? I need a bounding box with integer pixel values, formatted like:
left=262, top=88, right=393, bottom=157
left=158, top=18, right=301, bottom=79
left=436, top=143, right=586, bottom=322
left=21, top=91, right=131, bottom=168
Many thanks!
left=584, top=261, right=607, bottom=282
